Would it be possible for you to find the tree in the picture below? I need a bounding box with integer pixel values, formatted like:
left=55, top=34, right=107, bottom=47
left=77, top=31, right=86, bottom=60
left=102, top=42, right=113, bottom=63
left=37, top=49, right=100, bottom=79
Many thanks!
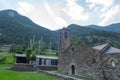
left=29, top=35, right=36, bottom=50
left=30, top=51, right=36, bottom=64
left=25, top=48, right=36, bottom=64
left=70, top=35, right=84, bottom=45
left=10, top=44, right=24, bottom=54
left=25, top=48, right=32, bottom=63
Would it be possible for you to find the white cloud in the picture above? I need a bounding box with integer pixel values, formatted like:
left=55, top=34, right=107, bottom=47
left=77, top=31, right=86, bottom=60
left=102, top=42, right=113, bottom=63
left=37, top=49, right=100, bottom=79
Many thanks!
left=85, top=0, right=120, bottom=26
left=86, top=0, right=114, bottom=10
left=17, top=2, right=34, bottom=16
left=44, top=2, right=54, bottom=16
left=15, top=0, right=120, bottom=30
left=17, top=2, right=67, bottom=30
left=63, top=0, right=89, bottom=21
left=99, top=5, right=120, bottom=26
left=44, top=2, right=67, bottom=29
left=55, top=17, right=67, bottom=28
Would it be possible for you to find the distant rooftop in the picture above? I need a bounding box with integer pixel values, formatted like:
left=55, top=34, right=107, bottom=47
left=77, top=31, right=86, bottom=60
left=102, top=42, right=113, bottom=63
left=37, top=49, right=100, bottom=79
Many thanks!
left=93, top=43, right=120, bottom=54
left=92, top=43, right=109, bottom=51
left=1, top=44, right=11, bottom=52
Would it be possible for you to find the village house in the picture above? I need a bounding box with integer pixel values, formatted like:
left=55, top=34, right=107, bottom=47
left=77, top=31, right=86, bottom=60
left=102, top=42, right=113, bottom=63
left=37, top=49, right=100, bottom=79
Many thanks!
left=15, top=54, right=58, bottom=70
left=58, top=28, right=120, bottom=80
left=1, top=44, right=11, bottom=52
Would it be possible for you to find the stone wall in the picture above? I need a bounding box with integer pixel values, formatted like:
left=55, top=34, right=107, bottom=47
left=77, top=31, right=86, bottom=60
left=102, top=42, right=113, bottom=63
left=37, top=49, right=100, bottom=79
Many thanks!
left=11, top=63, right=58, bottom=71
left=58, top=45, right=102, bottom=79
left=38, top=66, right=57, bottom=71
left=10, top=63, right=36, bottom=71
left=58, top=44, right=120, bottom=80
left=99, top=53, right=120, bottom=80
left=58, top=28, right=120, bottom=80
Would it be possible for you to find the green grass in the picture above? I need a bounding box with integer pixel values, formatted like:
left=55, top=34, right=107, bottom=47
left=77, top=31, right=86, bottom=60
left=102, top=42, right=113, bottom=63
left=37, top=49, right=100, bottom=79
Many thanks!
left=0, top=52, right=14, bottom=56
left=0, top=52, right=14, bottom=63
left=0, top=64, right=58, bottom=80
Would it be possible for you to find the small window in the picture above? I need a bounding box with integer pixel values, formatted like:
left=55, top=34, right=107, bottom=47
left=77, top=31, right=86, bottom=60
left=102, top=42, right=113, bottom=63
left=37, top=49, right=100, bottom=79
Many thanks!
left=51, top=59, right=58, bottom=65
left=39, top=58, right=42, bottom=65
left=72, top=48, right=74, bottom=52
left=111, top=60, right=116, bottom=67
left=42, top=59, right=46, bottom=65
left=93, top=58, right=96, bottom=63
left=44, top=59, right=46, bottom=65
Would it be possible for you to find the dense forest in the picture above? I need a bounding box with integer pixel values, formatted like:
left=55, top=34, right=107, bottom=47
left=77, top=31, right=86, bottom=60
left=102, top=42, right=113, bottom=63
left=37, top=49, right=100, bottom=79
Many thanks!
left=68, top=24, right=120, bottom=48
left=86, top=23, right=120, bottom=33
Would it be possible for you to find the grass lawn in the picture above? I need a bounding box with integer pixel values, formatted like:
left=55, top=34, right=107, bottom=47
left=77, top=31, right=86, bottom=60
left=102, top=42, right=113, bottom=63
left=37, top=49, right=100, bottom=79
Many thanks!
left=0, top=52, right=14, bottom=56
left=0, top=64, right=58, bottom=80
left=0, top=52, right=58, bottom=80
left=0, top=52, right=14, bottom=63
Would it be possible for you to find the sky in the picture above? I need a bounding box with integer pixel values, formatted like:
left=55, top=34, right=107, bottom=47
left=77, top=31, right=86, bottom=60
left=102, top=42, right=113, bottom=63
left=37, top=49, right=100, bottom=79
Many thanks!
left=0, top=0, right=120, bottom=30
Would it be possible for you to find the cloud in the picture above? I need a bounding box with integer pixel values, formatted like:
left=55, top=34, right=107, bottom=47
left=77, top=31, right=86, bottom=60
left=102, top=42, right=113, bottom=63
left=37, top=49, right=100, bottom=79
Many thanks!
left=86, top=0, right=114, bottom=11
left=86, top=0, right=120, bottom=26
left=16, top=0, right=120, bottom=30
left=55, top=17, right=68, bottom=28
left=44, top=2, right=67, bottom=29
left=17, top=2, right=34, bottom=16
left=63, top=0, right=89, bottom=21
left=99, top=5, right=120, bottom=26
left=17, top=2, right=67, bottom=30
left=44, top=2, right=54, bottom=16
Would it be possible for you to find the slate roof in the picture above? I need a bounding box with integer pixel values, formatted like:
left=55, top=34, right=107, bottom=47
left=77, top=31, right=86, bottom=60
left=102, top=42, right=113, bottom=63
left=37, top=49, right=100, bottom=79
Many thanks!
left=92, top=43, right=120, bottom=54
left=92, top=43, right=109, bottom=51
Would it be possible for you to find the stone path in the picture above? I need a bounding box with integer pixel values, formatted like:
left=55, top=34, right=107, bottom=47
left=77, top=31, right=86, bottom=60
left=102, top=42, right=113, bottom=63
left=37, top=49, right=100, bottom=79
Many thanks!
left=38, top=70, right=84, bottom=80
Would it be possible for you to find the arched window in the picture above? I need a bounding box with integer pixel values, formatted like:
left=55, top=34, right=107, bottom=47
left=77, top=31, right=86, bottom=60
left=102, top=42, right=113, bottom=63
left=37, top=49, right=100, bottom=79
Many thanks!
left=111, top=60, right=116, bottom=67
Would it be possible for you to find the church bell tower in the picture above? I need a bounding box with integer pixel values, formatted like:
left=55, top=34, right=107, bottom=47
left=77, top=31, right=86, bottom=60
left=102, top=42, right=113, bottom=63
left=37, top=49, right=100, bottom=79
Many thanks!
left=59, top=27, right=70, bottom=54
left=58, top=27, right=70, bottom=72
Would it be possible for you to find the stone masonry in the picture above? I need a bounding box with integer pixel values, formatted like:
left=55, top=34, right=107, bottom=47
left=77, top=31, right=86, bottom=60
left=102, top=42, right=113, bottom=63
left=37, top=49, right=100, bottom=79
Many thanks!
left=58, top=28, right=120, bottom=80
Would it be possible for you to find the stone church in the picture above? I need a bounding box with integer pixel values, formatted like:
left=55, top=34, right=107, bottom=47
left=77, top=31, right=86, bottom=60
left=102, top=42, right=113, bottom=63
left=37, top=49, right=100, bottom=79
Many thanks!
left=58, top=28, right=120, bottom=80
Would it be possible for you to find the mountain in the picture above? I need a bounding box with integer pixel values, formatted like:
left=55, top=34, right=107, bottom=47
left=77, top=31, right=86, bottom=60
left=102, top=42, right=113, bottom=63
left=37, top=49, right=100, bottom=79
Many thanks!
left=86, top=23, right=120, bottom=33
left=67, top=24, right=120, bottom=48
left=0, top=9, right=57, bottom=48
left=104, top=23, right=120, bottom=33
left=0, top=9, right=120, bottom=49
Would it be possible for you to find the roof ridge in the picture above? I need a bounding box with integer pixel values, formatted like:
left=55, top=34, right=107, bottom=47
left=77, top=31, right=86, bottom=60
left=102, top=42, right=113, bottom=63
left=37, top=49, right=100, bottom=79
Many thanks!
left=100, top=43, right=111, bottom=53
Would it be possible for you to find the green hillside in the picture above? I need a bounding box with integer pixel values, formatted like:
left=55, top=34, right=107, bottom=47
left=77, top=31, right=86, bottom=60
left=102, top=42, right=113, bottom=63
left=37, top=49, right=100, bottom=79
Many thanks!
left=67, top=24, right=120, bottom=48
left=0, top=9, right=56, bottom=48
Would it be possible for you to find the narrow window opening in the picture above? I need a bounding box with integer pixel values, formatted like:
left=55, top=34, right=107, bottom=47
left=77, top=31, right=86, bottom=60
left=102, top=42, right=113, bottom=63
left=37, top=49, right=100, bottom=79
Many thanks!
left=72, top=48, right=74, bottom=52
left=111, top=60, right=116, bottom=67
left=93, top=58, right=96, bottom=63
